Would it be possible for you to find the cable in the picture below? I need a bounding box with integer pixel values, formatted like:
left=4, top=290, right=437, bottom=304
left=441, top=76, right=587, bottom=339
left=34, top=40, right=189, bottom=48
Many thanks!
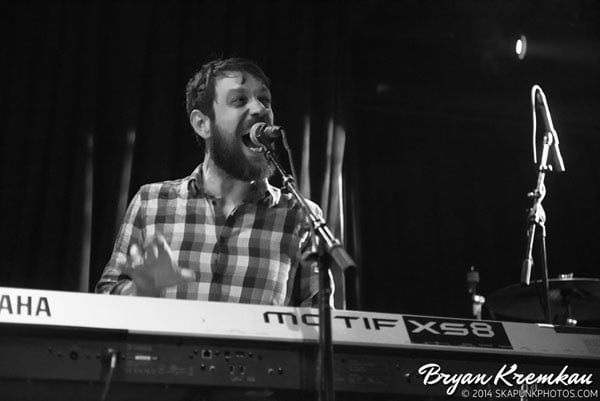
left=99, top=349, right=118, bottom=401
left=280, top=129, right=298, bottom=184
left=531, top=85, right=540, bottom=165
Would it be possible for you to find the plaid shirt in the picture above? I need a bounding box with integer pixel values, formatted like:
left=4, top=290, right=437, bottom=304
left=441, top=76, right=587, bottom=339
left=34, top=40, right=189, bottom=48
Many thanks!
left=96, top=165, right=321, bottom=306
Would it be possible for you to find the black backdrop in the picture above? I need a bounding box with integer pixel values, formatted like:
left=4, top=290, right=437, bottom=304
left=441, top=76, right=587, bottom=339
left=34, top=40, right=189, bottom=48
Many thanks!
left=1, top=0, right=599, bottom=323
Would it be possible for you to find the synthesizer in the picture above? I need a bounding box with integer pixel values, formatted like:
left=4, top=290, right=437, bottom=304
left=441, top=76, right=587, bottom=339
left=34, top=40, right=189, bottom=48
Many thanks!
left=1, top=286, right=599, bottom=400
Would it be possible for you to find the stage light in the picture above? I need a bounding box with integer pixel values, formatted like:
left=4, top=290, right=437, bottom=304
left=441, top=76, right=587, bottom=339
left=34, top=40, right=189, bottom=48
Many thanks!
left=515, top=35, right=527, bottom=60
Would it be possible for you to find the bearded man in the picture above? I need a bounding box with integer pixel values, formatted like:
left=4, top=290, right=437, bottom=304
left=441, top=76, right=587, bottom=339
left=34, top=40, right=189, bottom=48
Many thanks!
left=96, top=58, right=321, bottom=306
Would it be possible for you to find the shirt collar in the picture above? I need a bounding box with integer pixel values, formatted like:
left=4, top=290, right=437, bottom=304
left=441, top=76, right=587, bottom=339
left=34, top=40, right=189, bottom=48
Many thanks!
left=185, top=164, right=280, bottom=207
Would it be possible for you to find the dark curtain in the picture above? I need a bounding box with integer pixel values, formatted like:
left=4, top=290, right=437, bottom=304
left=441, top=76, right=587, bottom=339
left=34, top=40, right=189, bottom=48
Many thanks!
left=350, top=0, right=600, bottom=323
left=2, top=0, right=599, bottom=323
left=0, top=0, right=361, bottom=305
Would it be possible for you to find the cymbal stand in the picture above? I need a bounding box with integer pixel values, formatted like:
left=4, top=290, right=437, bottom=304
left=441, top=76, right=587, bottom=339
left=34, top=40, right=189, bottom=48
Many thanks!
left=467, top=266, right=485, bottom=320
left=557, top=274, right=577, bottom=326
left=261, top=140, right=356, bottom=401
left=520, top=133, right=553, bottom=324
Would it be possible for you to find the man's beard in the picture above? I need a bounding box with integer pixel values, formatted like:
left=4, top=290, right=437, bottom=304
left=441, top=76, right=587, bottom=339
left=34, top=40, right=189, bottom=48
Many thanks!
left=208, top=121, right=275, bottom=181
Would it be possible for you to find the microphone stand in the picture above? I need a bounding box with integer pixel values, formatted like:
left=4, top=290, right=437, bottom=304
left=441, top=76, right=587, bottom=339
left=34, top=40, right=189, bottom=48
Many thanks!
left=262, top=145, right=356, bottom=401
left=520, top=132, right=553, bottom=324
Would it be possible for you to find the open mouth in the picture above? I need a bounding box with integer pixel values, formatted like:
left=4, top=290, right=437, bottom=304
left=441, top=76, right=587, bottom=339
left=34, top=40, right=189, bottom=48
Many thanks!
left=242, top=132, right=265, bottom=153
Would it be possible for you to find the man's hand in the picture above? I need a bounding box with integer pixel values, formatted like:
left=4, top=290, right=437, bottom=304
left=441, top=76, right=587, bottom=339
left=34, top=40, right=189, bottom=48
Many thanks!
left=123, top=234, right=194, bottom=296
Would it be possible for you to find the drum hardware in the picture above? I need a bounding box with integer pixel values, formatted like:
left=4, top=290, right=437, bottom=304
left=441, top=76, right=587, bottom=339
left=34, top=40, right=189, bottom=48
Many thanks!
left=520, top=85, right=566, bottom=324
left=488, top=275, right=600, bottom=325
left=466, top=266, right=485, bottom=320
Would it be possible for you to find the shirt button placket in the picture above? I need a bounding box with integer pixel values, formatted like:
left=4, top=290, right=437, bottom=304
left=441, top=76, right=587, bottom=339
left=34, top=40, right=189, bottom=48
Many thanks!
left=215, top=235, right=226, bottom=267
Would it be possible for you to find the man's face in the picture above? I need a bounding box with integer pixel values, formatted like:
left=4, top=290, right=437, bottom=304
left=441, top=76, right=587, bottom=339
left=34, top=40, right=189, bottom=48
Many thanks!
left=207, top=71, right=275, bottom=181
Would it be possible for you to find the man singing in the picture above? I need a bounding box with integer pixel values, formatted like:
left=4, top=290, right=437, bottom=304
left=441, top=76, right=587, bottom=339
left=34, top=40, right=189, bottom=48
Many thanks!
left=96, top=58, right=321, bottom=306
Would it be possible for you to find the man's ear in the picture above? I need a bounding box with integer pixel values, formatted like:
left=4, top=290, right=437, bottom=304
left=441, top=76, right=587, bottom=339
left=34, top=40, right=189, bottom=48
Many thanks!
left=190, top=109, right=211, bottom=141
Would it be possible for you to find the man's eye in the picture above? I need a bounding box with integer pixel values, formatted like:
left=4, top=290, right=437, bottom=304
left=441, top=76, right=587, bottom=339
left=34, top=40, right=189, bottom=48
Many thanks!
left=260, top=97, right=272, bottom=107
left=231, top=97, right=247, bottom=105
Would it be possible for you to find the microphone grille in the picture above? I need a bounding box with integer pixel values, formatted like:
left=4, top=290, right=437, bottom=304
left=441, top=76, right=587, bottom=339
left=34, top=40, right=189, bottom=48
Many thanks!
left=250, top=122, right=267, bottom=138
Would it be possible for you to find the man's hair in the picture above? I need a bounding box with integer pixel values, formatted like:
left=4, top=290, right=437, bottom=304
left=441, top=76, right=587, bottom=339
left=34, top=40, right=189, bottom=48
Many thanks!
left=185, top=57, right=270, bottom=149
left=185, top=57, right=270, bottom=120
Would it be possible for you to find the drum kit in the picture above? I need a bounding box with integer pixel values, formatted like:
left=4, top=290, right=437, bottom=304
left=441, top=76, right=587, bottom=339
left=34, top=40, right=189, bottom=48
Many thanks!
left=483, top=86, right=600, bottom=327
left=487, top=274, right=600, bottom=326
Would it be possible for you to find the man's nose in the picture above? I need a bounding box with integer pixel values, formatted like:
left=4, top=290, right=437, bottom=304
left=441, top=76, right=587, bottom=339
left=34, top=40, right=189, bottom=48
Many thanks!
left=248, top=97, right=268, bottom=116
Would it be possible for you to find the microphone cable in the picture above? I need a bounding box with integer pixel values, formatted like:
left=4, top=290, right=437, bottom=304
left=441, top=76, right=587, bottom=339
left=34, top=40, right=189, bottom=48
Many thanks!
left=279, top=129, right=298, bottom=184
left=531, top=85, right=540, bottom=165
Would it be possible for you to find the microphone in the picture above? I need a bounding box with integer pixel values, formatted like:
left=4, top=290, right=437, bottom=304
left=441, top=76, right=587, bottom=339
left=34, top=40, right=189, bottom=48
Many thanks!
left=534, top=87, right=566, bottom=172
left=246, top=122, right=283, bottom=149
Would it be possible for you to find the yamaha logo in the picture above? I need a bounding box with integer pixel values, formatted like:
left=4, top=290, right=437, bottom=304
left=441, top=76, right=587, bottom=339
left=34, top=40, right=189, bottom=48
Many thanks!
left=0, top=294, right=51, bottom=317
